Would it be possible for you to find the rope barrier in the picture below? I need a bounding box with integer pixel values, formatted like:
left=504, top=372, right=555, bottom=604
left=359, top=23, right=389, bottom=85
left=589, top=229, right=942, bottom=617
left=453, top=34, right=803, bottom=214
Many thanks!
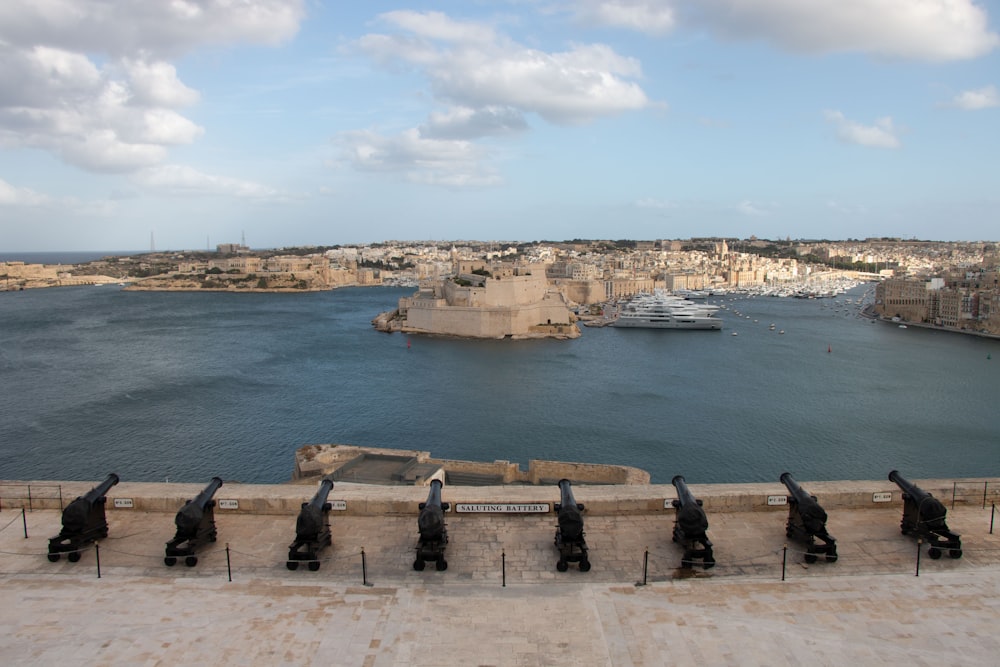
left=0, top=512, right=24, bottom=534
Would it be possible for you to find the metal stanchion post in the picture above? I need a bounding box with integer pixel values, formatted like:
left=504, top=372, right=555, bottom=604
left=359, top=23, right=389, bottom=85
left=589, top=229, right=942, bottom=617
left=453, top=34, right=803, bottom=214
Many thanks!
left=361, top=547, right=370, bottom=586
left=915, top=538, right=922, bottom=577
left=502, top=551, right=506, bottom=588
left=226, top=543, right=232, bottom=582
left=991, top=503, right=995, bottom=535
left=22, top=507, right=28, bottom=538
left=781, top=544, right=787, bottom=581
left=95, top=542, right=101, bottom=579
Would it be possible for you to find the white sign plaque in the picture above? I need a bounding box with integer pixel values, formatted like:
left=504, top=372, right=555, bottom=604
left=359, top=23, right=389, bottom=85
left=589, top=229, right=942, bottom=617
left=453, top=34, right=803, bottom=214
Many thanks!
left=872, top=492, right=892, bottom=503
left=455, top=503, right=550, bottom=513
left=217, top=499, right=239, bottom=510
left=329, top=500, right=347, bottom=511
left=767, top=495, right=788, bottom=506
left=113, top=498, right=133, bottom=508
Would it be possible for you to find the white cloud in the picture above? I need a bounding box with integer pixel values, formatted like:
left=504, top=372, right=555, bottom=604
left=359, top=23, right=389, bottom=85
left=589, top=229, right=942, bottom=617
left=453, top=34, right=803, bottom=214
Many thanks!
left=952, top=85, right=1000, bottom=110
left=573, top=0, right=998, bottom=61
left=420, top=106, right=529, bottom=140
left=358, top=11, right=650, bottom=126
left=737, top=200, right=770, bottom=216
left=336, top=129, right=501, bottom=187
left=0, top=177, right=49, bottom=206
left=346, top=10, right=652, bottom=186
left=0, top=0, right=304, bottom=58
left=132, top=164, right=283, bottom=199
left=570, top=1, right=677, bottom=36
left=0, top=1, right=305, bottom=173
left=824, top=110, right=901, bottom=149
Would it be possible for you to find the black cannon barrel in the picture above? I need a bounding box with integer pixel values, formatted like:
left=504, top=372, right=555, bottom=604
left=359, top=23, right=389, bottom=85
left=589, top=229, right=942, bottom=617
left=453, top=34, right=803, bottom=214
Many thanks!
left=424, top=478, right=443, bottom=509
left=672, top=475, right=709, bottom=537
left=418, top=479, right=446, bottom=540
left=556, top=479, right=584, bottom=542
left=61, top=473, right=120, bottom=535
left=175, top=477, right=223, bottom=536
left=191, top=476, right=224, bottom=509
left=558, top=478, right=578, bottom=509
left=889, top=469, right=950, bottom=531
left=295, top=478, right=334, bottom=541
left=306, top=478, right=334, bottom=511
left=888, top=470, right=926, bottom=499
left=780, top=471, right=832, bottom=544
left=672, top=475, right=697, bottom=505
left=80, top=473, right=120, bottom=504
left=780, top=472, right=812, bottom=504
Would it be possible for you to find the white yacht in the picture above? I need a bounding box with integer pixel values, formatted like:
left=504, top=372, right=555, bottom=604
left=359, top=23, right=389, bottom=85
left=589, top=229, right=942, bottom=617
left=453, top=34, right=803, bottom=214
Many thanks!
left=612, top=292, right=723, bottom=330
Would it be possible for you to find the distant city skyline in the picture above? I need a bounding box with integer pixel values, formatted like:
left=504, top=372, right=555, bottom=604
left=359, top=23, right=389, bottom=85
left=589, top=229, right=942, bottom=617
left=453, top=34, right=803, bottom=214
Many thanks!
left=1, top=1, right=998, bottom=251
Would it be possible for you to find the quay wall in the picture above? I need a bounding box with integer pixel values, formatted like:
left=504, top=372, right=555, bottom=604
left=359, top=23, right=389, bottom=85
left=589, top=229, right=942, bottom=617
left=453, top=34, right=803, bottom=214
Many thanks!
left=3, top=477, right=999, bottom=517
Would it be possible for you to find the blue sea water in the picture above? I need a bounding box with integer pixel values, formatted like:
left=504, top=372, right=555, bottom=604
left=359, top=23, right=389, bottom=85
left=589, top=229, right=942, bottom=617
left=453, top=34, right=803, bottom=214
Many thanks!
left=0, top=251, right=144, bottom=265
left=1, top=284, right=998, bottom=484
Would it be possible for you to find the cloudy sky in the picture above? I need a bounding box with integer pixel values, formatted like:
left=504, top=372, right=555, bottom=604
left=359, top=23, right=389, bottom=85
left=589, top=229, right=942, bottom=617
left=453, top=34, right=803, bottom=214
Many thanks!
left=1, top=1, right=998, bottom=251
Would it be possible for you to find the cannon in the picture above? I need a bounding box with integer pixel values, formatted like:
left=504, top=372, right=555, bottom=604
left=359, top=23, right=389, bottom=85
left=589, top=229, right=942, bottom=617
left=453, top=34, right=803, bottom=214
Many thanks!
left=414, top=479, right=449, bottom=571
left=287, top=478, right=335, bottom=571
left=780, top=472, right=837, bottom=563
left=554, top=479, right=590, bottom=572
left=164, top=477, right=223, bottom=566
left=670, top=475, right=715, bottom=569
left=888, top=470, right=962, bottom=559
left=48, top=473, right=119, bottom=562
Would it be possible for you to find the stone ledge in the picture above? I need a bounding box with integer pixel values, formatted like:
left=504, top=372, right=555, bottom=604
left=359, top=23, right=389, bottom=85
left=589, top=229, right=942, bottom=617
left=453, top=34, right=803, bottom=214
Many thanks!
left=4, top=477, right=998, bottom=516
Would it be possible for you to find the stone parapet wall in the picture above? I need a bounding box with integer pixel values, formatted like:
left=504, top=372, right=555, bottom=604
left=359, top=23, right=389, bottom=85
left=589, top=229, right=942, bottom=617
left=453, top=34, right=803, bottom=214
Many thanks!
left=5, top=477, right=998, bottom=517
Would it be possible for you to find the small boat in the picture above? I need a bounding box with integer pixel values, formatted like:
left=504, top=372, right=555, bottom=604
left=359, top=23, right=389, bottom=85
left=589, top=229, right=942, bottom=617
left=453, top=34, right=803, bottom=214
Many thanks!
left=898, top=324, right=907, bottom=329
left=731, top=331, right=738, bottom=336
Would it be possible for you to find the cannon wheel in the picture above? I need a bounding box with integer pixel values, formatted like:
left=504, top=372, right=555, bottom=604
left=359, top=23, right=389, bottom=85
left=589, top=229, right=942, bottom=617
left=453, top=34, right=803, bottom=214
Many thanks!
left=413, top=558, right=425, bottom=571
left=436, top=559, right=448, bottom=572
left=185, top=555, right=198, bottom=567
left=703, top=556, right=716, bottom=570
left=308, top=561, right=321, bottom=572
left=579, top=559, right=591, bottom=572
left=286, top=560, right=299, bottom=571
left=68, top=551, right=81, bottom=563
left=804, top=553, right=818, bottom=564
left=826, top=553, right=838, bottom=563
left=927, top=547, right=942, bottom=560
left=949, top=549, right=962, bottom=559
left=47, top=553, right=60, bottom=562
left=164, top=556, right=177, bottom=566
left=556, top=560, right=569, bottom=572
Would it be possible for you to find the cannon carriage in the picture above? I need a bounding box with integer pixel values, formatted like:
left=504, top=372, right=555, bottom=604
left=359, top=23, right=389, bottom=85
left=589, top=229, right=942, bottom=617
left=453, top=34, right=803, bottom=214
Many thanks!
left=287, top=478, right=335, bottom=571
left=779, top=472, right=837, bottom=563
left=48, top=473, right=119, bottom=562
left=164, top=477, right=223, bottom=567
left=554, top=479, right=590, bottom=572
left=670, top=475, right=715, bottom=569
left=888, top=470, right=962, bottom=559
left=414, top=479, right=449, bottom=571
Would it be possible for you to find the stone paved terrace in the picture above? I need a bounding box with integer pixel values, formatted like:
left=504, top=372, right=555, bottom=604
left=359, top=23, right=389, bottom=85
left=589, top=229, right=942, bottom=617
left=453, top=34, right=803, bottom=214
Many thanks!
left=2, top=478, right=1000, bottom=665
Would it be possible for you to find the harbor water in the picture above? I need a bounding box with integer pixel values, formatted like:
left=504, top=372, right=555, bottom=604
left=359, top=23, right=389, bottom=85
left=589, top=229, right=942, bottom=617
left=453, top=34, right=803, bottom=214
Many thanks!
left=1, top=285, right=997, bottom=485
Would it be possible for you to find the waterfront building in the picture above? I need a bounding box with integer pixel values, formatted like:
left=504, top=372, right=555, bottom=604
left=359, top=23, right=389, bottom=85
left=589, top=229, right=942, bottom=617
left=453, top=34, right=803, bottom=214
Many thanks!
left=393, top=261, right=579, bottom=339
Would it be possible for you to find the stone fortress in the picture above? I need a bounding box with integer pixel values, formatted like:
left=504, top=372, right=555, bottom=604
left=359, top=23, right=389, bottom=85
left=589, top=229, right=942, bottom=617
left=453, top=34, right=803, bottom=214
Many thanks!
left=373, top=259, right=580, bottom=339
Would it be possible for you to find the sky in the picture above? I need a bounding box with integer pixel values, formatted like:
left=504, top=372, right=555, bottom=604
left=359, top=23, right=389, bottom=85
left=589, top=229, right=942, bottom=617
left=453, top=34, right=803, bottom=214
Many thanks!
left=1, top=1, right=998, bottom=251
